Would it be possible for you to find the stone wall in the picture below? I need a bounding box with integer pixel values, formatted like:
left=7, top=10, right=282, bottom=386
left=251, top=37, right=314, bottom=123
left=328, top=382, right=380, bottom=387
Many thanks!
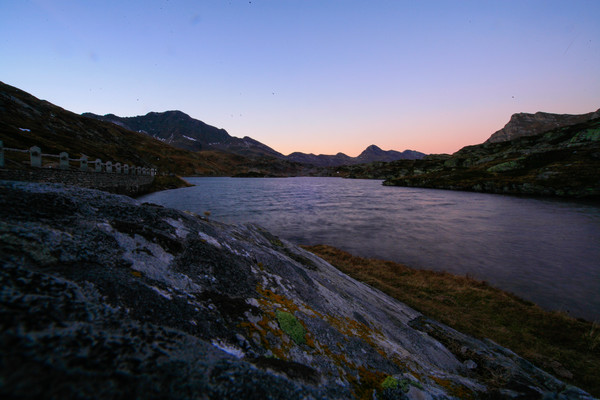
left=0, top=168, right=154, bottom=197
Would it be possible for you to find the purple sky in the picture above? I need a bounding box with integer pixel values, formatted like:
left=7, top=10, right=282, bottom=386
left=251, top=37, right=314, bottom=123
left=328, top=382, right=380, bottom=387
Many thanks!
left=1, top=0, right=599, bottom=155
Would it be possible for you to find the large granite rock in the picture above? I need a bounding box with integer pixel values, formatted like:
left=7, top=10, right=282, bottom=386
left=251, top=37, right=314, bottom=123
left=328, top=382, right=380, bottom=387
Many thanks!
left=0, top=181, right=594, bottom=399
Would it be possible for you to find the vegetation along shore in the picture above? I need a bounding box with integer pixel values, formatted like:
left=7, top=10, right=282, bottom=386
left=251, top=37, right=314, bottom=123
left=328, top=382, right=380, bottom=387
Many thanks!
left=304, top=245, right=600, bottom=396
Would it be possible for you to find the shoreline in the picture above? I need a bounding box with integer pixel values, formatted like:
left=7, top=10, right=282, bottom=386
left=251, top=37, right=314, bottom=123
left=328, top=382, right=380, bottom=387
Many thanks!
left=1, top=179, right=597, bottom=397
left=303, top=244, right=600, bottom=396
left=134, top=174, right=193, bottom=197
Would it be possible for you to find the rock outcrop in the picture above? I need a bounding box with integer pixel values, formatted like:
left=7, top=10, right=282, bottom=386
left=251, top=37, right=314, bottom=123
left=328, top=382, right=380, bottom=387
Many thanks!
left=486, top=109, right=600, bottom=143
left=382, top=116, right=600, bottom=198
left=0, top=181, right=594, bottom=399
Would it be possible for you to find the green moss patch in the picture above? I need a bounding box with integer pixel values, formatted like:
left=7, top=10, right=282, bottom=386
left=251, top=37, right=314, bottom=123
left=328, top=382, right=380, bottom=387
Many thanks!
left=275, top=310, right=306, bottom=345
left=381, top=376, right=423, bottom=393
left=381, top=376, right=399, bottom=390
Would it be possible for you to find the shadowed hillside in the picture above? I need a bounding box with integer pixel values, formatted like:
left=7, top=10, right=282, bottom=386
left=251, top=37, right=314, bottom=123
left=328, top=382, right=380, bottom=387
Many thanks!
left=83, top=110, right=287, bottom=159
left=0, top=82, right=310, bottom=178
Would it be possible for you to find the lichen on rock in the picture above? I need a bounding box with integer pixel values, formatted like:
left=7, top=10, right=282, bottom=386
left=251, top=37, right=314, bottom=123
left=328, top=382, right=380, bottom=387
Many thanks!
left=0, top=180, right=595, bottom=399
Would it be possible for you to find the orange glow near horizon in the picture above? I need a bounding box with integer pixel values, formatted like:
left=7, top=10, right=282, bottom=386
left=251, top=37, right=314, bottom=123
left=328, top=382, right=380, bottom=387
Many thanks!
left=1, top=1, right=598, bottom=157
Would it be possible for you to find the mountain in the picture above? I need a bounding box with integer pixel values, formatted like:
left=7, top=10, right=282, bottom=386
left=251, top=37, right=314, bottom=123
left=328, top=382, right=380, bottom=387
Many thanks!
left=486, top=109, right=600, bottom=143
left=380, top=113, right=600, bottom=198
left=357, top=145, right=425, bottom=163
left=2, top=180, right=594, bottom=399
left=84, top=110, right=229, bottom=152
left=0, top=81, right=307, bottom=177
left=285, top=151, right=355, bottom=167
left=85, top=111, right=424, bottom=167
left=83, top=111, right=285, bottom=159
left=212, top=135, right=286, bottom=160
left=287, top=145, right=425, bottom=167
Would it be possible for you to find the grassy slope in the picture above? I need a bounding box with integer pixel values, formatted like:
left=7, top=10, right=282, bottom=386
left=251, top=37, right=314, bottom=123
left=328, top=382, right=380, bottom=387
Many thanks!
left=303, top=245, right=600, bottom=397
left=0, top=81, right=306, bottom=178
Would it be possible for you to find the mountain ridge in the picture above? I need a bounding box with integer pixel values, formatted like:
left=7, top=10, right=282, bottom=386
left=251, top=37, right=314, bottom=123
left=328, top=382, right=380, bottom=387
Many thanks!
left=0, top=81, right=308, bottom=177
left=83, top=110, right=292, bottom=159
left=84, top=111, right=426, bottom=166
left=486, top=108, right=600, bottom=143
left=286, top=145, right=426, bottom=167
left=378, top=115, right=600, bottom=198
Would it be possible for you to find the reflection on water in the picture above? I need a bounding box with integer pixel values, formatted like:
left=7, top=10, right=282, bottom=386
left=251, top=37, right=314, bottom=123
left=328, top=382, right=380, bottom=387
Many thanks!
left=139, top=177, right=600, bottom=321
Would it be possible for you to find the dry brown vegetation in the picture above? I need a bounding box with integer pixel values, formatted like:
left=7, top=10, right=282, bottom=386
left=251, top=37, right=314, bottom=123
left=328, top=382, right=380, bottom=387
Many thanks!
left=303, top=244, right=600, bottom=396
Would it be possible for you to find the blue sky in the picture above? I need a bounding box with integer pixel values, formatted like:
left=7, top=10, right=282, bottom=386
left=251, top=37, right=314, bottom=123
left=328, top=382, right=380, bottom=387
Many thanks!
left=1, top=0, right=599, bottom=155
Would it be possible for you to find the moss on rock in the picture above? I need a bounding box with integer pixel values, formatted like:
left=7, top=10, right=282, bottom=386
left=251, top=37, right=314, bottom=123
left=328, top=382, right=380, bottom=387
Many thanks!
left=275, top=310, right=306, bottom=345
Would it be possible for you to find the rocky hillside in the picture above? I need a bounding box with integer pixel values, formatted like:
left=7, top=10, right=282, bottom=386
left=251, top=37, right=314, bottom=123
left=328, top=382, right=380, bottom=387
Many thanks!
left=0, top=180, right=593, bottom=399
left=85, top=111, right=424, bottom=167
left=83, top=111, right=230, bottom=152
left=486, top=109, right=600, bottom=143
left=83, top=111, right=286, bottom=159
left=374, top=116, right=600, bottom=198
left=0, top=82, right=309, bottom=177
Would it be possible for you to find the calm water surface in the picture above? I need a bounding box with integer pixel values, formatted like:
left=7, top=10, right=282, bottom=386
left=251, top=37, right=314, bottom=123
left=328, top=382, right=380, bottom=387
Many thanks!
left=139, top=177, right=600, bottom=321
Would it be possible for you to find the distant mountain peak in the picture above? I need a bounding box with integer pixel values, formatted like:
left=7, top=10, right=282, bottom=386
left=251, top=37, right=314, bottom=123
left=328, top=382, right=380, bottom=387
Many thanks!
left=359, top=145, right=386, bottom=157
left=287, top=145, right=425, bottom=167
left=153, top=110, right=191, bottom=118
left=84, top=110, right=425, bottom=166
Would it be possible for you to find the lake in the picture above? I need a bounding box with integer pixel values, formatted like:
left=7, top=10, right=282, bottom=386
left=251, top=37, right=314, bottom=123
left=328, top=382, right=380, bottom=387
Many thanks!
left=139, top=177, right=600, bottom=321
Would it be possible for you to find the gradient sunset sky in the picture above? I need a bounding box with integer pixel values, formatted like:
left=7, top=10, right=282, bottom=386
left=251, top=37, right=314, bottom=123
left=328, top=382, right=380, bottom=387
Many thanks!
left=1, top=1, right=599, bottom=156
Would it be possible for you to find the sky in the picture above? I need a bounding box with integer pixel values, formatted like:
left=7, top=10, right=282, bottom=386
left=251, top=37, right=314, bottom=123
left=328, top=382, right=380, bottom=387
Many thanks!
left=1, top=1, right=599, bottom=156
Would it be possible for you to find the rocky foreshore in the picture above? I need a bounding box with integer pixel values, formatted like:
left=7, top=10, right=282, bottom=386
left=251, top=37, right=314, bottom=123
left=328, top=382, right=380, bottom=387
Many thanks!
left=0, top=180, right=595, bottom=399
